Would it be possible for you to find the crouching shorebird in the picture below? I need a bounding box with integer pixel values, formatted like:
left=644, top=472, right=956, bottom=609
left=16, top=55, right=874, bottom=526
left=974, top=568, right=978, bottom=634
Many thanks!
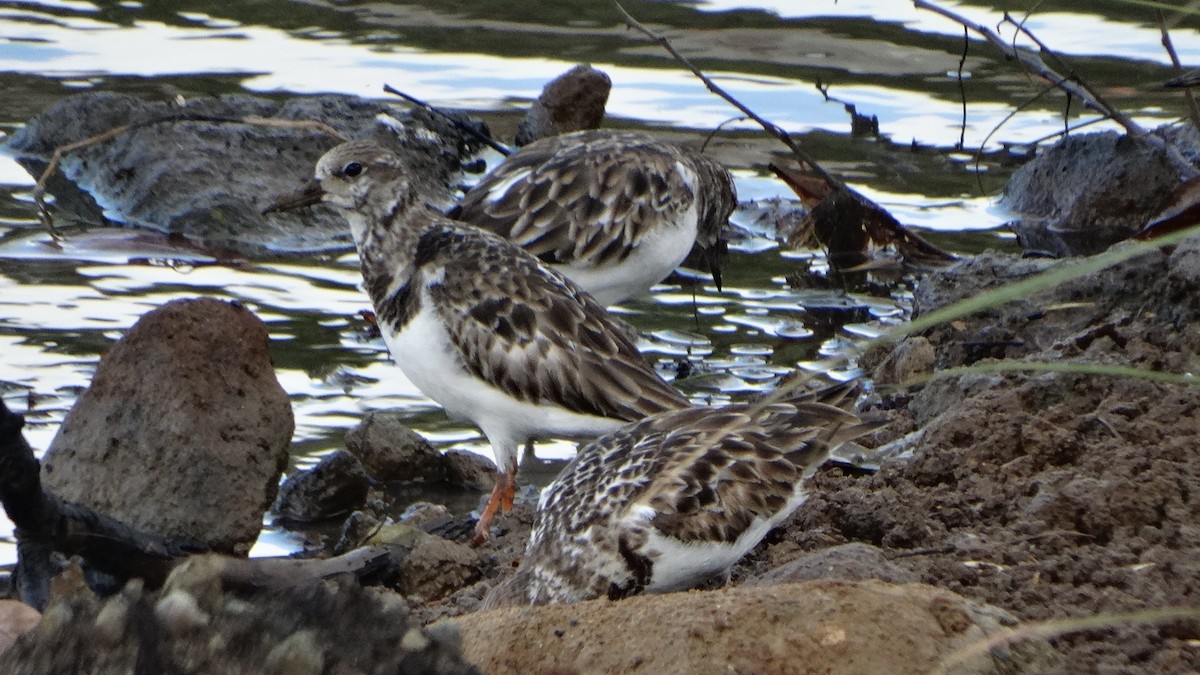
left=264, top=140, right=690, bottom=543
left=450, top=130, right=737, bottom=306
left=484, top=381, right=874, bottom=606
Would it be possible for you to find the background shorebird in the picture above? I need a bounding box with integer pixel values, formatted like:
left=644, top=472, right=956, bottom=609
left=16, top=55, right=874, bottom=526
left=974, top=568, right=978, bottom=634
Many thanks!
left=484, top=381, right=874, bottom=605
left=449, top=130, right=737, bottom=306
left=265, top=139, right=691, bottom=542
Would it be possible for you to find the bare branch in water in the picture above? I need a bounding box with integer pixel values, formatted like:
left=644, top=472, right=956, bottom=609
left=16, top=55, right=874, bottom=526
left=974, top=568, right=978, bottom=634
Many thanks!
left=1155, top=8, right=1200, bottom=131
left=382, top=83, right=511, bottom=157
left=913, top=0, right=1198, bottom=180
left=611, top=0, right=843, bottom=190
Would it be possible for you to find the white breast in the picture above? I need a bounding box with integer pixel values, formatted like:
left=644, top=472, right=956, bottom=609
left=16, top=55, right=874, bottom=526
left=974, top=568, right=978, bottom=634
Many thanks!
left=378, top=288, right=625, bottom=459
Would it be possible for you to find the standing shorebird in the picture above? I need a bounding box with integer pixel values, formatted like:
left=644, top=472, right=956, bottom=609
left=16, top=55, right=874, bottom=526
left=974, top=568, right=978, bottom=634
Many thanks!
left=484, top=381, right=873, bottom=605
left=265, top=140, right=690, bottom=542
left=449, top=130, right=737, bottom=306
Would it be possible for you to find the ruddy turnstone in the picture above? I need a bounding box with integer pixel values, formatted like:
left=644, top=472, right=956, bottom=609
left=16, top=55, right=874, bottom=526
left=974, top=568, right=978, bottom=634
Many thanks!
left=448, top=130, right=737, bottom=306
left=264, top=140, right=691, bottom=542
left=485, top=381, right=872, bottom=605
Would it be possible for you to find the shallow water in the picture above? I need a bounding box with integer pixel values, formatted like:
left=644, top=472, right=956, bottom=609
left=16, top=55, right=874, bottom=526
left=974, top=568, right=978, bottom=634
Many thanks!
left=1, top=0, right=1197, bottom=563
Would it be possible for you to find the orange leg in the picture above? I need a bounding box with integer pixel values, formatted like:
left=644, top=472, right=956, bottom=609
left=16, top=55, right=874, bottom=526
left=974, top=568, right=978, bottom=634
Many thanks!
left=499, top=470, right=516, bottom=511
left=471, top=477, right=505, bottom=545
left=471, top=456, right=520, bottom=545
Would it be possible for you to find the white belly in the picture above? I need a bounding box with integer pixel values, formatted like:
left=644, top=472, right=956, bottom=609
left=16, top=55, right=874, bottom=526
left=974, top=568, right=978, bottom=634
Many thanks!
left=562, top=208, right=700, bottom=306
left=641, top=489, right=810, bottom=593
left=380, top=301, right=625, bottom=463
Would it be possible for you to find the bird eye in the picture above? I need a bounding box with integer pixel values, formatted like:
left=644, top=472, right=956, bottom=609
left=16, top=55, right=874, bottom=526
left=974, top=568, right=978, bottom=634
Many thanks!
left=342, top=162, right=363, bottom=178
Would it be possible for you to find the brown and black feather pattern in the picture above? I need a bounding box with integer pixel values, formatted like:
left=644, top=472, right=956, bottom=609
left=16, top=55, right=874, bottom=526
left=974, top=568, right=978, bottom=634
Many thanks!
left=413, top=217, right=690, bottom=420
left=507, top=381, right=871, bottom=605
left=451, top=130, right=735, bottom=267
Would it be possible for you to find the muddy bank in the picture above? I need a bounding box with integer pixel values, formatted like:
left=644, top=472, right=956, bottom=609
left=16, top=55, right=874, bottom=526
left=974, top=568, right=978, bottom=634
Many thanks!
left=410, top=239, right=1200, bottom=674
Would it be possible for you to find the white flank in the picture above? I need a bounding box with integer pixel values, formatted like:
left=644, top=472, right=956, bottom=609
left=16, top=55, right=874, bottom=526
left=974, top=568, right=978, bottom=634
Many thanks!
left=380, top=286, right=625, bottom=468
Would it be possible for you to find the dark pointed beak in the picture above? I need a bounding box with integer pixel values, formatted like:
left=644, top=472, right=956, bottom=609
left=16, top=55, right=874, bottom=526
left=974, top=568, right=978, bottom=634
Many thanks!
left=262, top=179, right=325, bottom=215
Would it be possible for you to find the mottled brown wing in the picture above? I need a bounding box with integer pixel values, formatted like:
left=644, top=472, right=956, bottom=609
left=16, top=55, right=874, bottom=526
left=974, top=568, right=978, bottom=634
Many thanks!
left=422, top=222, right=689, bottom=421
left=537, top=390, right=864, bottom=544
left=633, top=397, right=863, bottom=544
left=452, top=131, right=699, bottom=267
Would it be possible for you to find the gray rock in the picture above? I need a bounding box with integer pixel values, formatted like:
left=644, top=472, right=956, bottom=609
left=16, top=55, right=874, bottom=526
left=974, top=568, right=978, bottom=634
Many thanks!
left=332, top=510, right=383, bottom=555
left=1002, top=131, right=1179, bottom=257
left=0, top=558, right=480, bottom=674
left=41, top=298, right=293, bottom=555
left=913, top=251, right=1054, bottom=318
left=273, top=451, right=370, bottom=522
left=514, top=64, right=610, bottom=146
left=871, top=336, right=936, bottom=387
left=344, top=411, right=442, bottom=482
left=344, top=412, right=497, bottom=490
left=441, top=450, right=497, bottom=491
left=1168, top=233, right=1200, bottom=287
left=399, top=502, right=454, bottom=529
left=366, top=524, right=484, bottom=602
left=749, top=543, right=919, bottom=586
left=4, top=92, right=488, bottom=255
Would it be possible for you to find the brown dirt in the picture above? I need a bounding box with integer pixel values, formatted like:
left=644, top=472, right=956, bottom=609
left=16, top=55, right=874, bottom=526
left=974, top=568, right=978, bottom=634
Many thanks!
left=448, top=580, right=1058, bottom=675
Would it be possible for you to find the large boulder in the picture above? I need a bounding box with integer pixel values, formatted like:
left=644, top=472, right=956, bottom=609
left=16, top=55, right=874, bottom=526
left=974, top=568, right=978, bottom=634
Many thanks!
left=447, top=580, right=1057, bottom=674
left=1001, top=131, right=1180, bottom=257
left=41, top=298, right=293, bottom=554
left=3, top=92, right=487, bottom=254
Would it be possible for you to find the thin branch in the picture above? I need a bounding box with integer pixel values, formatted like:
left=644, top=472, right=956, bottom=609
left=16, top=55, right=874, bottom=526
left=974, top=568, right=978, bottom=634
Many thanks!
left=382, top=83, right=511, bottom=157
left=701, top=115, right=748, bottom=153
left=956, top=27, right=968, bottom=151
left=934, top=606, right=1200, bottom=675
left=1014, top=115, right=1110, bottom=149
left=913, top=0, right=1198, bottom=180
left=611, top=0, right=843, bottom=190
left=972, top=81, right=1063, bottom=192
left=1156, top=8, right=1200, bottom=130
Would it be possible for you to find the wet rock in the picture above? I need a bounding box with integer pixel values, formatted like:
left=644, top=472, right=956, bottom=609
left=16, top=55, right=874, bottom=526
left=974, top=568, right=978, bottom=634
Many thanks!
left=1168, top=233, right=1200, bottom=286
left=749, top=543, right=918, bottom=586
left=868, top=336, right=936, bottom=386
left=40, top=298, right=293, bottom=555
left=366, top=524, right=484, bottom=603
left=0, top=557, right=480, bottom=674
left=1002, top=131, right=1179, bottom=257
left=273, top=451, right=370, bottom=522
left=908, top=246, right=1200, bottom=374
left=514, top=64, right=611, bottom=146
left=344, top=410, right=443, bottom=481
left=442, top=450, right=497, bottom=491
left=4, top=92, right=488, bottom=255
left=399, top=502, right=454, bottom=529
left=344, top=411, right=497, bottom=490
left=447, top=580, right=1058, bottom=674
left=333, top=510, right=383, bottom=555
left=913, top=252, right=1053, bottom=319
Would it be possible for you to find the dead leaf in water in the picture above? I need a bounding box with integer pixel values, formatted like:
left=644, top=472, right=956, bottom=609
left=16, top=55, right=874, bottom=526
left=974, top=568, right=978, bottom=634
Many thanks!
left=770, top=163, right=956, bottom=269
